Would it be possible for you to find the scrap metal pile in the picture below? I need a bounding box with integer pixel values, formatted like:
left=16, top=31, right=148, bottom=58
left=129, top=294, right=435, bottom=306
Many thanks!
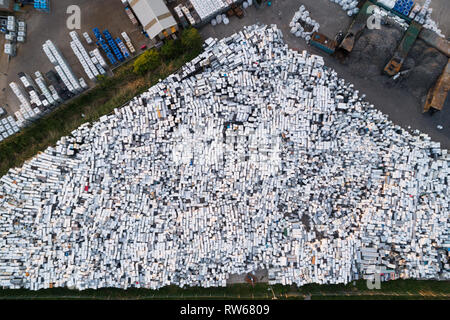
left=0, top=25, right=448, bottom=290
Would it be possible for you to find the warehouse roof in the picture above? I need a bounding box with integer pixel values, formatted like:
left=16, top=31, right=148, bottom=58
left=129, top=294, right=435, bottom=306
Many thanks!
left=129, top=0, right=177, bottom=39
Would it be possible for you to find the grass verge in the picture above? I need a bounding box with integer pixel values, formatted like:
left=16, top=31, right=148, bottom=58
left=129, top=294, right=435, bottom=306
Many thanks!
left=0, top=280, right=448, bottom=300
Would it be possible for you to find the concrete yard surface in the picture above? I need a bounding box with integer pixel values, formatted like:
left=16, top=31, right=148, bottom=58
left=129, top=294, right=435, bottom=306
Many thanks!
left=0, top=0, right=149, bottom=116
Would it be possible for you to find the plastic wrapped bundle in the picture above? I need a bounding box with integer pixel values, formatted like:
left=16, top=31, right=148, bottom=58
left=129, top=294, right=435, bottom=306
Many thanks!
left=289, top=5, right=320, bottom=41
left=211, top=18, right=217, bottom=26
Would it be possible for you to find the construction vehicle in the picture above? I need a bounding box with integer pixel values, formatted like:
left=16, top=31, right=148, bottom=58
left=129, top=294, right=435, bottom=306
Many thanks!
left=384, top=21, right=422, bottom=76
left=339, top=1, right=372, bottom=53
left=423, top=59, right=449, bottom=113
left=310, top=32, right=337, bottom=55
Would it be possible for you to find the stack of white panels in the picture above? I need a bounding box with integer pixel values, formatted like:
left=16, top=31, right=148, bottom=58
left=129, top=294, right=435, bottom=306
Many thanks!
left=0, top=116, right=19, bottom=142
left=181, top=5, right=197, bottom=25
left=70, top=41, right=94, bottom=80
left=9, top=82, right=31, bottom=109
left=69, top=31, right=100, bottom=80
left=121, top=32, right=136, bottom=54
left=54, top=65, right=75, bottom=93
left=14, top=111, right=26, bottom=128
left=19, top=74, right=43, bottom=107
left=34, top=72, right=56, bottom=106
left=174, top=5, right=184, bottom=19
left=91, top=49, right=108, bottom=69
left=48, top=85, right=62, bottom=103
left=79, top=77, right=88, bottom=90
left=6, top=16, right=16, bottom=32
left=43, top=40, right=81, bottom=93
left=4, top=43, right=16, bottom=56
left=17, top=20, right=26, bottom=42
left=83, top=32, right=93, bottom=44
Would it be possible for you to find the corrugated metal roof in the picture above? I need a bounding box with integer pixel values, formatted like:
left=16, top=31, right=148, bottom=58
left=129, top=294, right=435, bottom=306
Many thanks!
left=130, top=0, right=177, bottom=39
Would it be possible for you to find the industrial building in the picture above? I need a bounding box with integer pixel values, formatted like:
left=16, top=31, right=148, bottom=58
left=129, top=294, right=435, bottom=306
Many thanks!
left=126, top=0, right=178, bottom=40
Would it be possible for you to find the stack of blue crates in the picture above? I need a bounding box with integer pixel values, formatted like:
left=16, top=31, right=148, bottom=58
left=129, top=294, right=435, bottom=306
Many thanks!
left=393, top=0, right=414, bottom=16
left=93, top=28, right=117, bottom=65
left=34, top=0, right=50, bottom=12
left=115, top=38, right=130, bottom=59
left=103, top=30, right=124, bottom=62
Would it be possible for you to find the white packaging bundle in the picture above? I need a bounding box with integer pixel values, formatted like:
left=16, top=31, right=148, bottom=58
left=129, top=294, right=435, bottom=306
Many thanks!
left=289, top=5, right=320, bottom=42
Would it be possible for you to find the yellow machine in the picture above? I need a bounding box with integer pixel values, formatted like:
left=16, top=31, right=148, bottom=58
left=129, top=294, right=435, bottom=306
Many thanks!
left=423, top=59, right=450, bottom=113
left=384, top=21, right=422, bottom=76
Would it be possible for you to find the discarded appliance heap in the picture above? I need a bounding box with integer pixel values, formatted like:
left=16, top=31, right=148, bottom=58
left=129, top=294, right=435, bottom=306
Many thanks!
left=0, top=25, right=448, bottom=291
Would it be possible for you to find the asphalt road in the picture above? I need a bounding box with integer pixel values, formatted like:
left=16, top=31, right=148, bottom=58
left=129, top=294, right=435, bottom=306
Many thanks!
left=201, top=0, right=450, bottom=149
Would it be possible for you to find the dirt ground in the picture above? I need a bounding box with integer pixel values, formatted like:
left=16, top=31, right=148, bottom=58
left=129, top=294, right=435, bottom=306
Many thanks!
left=343, top=24, right=448, bottom=102
left=201, top=0, right=450, bottom=149
left=0, top=0, right=149, bottom=116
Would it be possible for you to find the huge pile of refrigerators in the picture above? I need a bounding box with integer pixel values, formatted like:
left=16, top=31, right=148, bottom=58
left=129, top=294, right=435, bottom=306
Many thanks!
left=0, top=24, right=448, bottom=290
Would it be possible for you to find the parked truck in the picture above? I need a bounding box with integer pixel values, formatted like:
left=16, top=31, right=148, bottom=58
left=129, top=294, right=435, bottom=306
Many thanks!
left=310, top=32, right=337, bottom=55
left=423, top=59, right=449, bottom=113
left=384, top=21, right=422, bottom=76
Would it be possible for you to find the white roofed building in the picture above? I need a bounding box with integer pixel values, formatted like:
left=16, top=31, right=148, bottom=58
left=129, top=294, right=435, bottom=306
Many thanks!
left=127, top=0, right=178, bottom=40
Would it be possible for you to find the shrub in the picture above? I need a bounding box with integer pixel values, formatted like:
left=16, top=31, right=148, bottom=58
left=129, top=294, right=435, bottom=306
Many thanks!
left=133, top=49, right=161, bottom=75
left=181, top=27, right=203, bottom=55
left=160, top=39, right=183, bottom=61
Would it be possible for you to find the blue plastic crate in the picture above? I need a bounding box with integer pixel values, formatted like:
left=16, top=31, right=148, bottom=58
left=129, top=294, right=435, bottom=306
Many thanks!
left=34, top=0, right=50, bottom=12
left=115, top=38, right=130, bottom=58
left=106, top=52, right=117, bottom=64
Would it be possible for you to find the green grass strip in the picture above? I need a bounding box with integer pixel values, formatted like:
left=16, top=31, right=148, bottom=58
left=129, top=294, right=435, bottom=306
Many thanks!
left=0, top=280, right=448, bottom=300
